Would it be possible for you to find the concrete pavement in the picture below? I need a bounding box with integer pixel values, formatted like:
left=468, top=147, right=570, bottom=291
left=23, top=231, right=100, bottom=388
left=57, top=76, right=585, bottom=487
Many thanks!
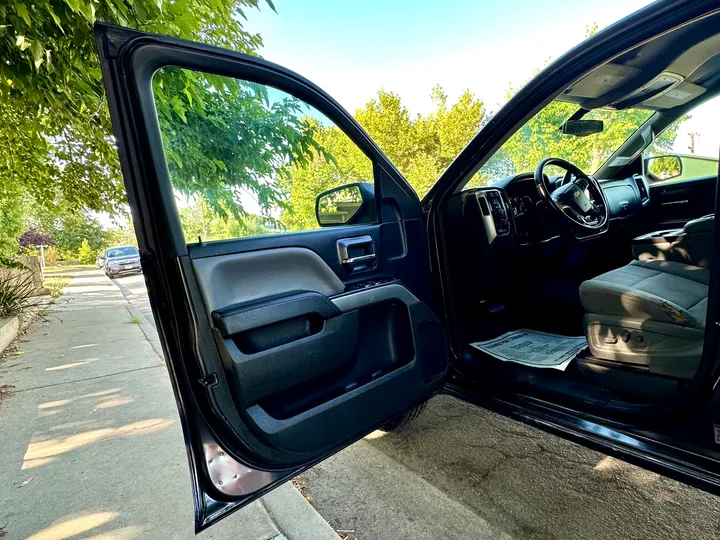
left=302, top=396, right=720, bottom=540
left=111, top=271, right=720, bottom=540
left=112, top=273, right=154, bottom=329
left=0, top=268, right=338, bottom=540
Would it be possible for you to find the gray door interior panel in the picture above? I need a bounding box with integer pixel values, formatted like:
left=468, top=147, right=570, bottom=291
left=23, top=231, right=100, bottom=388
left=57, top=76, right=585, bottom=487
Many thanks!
left=191, top=247, right=448, bottom=457
left=192, top=247, right=345, bottom=314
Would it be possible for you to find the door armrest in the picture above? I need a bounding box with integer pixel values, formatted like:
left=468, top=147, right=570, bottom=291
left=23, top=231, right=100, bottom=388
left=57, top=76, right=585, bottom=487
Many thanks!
left=212, top=291, right=341, bottom=338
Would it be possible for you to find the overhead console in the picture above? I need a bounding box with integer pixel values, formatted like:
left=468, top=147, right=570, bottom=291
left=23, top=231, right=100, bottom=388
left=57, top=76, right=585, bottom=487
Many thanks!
left=556, top=13, right=720, bottom=112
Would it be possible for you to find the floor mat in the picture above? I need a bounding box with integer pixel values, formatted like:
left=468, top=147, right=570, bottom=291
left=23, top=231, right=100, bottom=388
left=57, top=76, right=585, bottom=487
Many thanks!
left=470, top=329, right=587, bottom=371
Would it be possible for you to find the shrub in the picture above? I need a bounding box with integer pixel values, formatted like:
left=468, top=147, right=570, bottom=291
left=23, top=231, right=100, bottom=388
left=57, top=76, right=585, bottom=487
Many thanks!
left=0, top=256, right=26, bottom=270
left=19, top=228, right=54, bottom=250
left=77, top=240, right=96, bottom=265
left=0, top=271, right=37, bottom=318
left=44, top=246, right=60, bottom=266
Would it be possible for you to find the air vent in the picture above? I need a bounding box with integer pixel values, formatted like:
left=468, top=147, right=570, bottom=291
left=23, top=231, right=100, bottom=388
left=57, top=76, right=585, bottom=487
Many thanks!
left=634, top=176, right=649, bottom=202
left=478, top=195, right=491, bottom=216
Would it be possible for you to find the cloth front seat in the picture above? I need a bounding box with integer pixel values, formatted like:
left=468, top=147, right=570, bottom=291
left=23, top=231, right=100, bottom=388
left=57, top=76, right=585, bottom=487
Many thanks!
left=579, top=259, right=708, bottom=379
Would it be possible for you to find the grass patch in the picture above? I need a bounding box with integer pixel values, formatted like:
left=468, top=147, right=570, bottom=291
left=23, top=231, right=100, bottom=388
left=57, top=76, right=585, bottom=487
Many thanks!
left=43, top=275, right=72, bottom=299
left=128, top=316, right=142, bottom=324
left=44, top=264, right=95, bottom=274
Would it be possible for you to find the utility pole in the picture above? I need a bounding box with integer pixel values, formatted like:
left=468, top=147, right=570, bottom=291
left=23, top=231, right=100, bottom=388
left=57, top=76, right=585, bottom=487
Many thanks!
left=688, top=132, right=699, bottom=154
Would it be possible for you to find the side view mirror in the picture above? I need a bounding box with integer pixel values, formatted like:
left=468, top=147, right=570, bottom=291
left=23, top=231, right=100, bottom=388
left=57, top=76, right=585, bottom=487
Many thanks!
left=315, top=182, right=376, bottom=227
left=644, top=155, right=682, bottom=183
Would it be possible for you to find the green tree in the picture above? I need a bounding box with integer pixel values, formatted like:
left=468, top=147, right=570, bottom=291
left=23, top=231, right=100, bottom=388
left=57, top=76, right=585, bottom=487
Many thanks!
left=1, top=0, right=274, bottom=216
left=24, top=202, right=109, bottom=258
left=472, top=102, right=688, bottom=187
left=282, top=118, right=372, bottom=231
left=282, top=86, right=486, bottom=230
left=355, top=85, right=486, bottom=195
left=107, top=224, right=137, bottom=247
left=157, top=71, right=327, bottom=222
left=0, top=188, right=26, bottom=257
left=502, top=103, right=653, bottom=172
left=77, top=239, right=96, bottom=264
left=177, top=196, right=272, bottom=242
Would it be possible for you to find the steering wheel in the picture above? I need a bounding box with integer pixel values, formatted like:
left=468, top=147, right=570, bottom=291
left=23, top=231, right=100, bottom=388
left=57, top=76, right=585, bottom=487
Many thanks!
left=534, top=157, right=608, bottom=232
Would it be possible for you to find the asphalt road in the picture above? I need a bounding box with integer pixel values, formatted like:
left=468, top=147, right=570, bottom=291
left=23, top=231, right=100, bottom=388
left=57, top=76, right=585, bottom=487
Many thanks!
left=114, top=273, right=720, bottom=540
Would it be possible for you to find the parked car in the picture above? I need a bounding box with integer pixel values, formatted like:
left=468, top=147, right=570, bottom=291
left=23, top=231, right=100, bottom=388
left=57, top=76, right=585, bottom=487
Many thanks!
left=96, top=0, right=720, bottom=531
left=103, top=245, right=141, bottom=278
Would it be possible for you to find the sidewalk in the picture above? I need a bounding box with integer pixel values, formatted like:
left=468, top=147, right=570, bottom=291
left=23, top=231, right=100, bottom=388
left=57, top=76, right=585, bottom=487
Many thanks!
left=0, top=268, right=337, bottom=540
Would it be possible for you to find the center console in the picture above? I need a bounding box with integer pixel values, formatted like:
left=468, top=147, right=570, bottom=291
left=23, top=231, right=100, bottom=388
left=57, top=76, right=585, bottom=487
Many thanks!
left=475, top=189, right=512, bottom=245
left=632, top=215, right=714, bottom=268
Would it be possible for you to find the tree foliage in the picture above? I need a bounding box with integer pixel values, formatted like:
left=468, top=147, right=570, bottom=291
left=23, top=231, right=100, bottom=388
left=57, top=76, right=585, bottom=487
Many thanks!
left=1, top=0, right=274, bottom=215
left=19, top=227, right=54, bottom=248
left=472, top=100, right=687, bottom=187
left=157, top=70, right=328, bottom=222
left=77, top=239, right=96, bottom=264
left=106, top=224, right=137, bottom=247
left=177, top=195, right=272, bottom=242
left=0, top=188, right=26, bottom=257
left=23, top=202, right=109, bottom=258
left=44, top=245, right=60, bottom=266
left=282, top=86, right=486, bottom=230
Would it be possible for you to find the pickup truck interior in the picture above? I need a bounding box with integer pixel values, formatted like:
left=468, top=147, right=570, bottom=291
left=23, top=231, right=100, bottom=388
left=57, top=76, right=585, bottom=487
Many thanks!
left=96, top=3, right=720, bottom=526
left=440, top=12, right=720, bottom=409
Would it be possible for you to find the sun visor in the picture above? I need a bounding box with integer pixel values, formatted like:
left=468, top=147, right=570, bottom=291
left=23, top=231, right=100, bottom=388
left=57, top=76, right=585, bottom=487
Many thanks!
left=641, top=81, right=707, bottom=108
left=562, top=63, right=642, bottom=99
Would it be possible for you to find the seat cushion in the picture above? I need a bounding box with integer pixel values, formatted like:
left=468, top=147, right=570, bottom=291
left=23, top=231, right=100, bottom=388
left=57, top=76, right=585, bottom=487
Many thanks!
left=579, top=260, right=709, bottom=329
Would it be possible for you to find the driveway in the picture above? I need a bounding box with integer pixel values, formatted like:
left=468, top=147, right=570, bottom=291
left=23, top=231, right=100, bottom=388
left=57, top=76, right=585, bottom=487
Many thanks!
left=112, top=274, right=720, bottom=540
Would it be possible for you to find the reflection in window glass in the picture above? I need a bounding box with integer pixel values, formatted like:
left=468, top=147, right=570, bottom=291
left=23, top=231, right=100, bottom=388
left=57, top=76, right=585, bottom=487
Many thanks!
left=317, top=185, right=364, bottom=225
left=152, top=67, right=373, bottom=242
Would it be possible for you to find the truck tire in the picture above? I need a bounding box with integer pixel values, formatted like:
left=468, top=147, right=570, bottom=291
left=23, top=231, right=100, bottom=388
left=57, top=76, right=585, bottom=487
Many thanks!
left=381, top=401, right=428, bottom=432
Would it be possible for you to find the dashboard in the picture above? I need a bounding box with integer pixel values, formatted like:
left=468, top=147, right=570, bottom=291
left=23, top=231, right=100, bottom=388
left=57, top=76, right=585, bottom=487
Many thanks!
left=460, top=172, right=651, bottom=245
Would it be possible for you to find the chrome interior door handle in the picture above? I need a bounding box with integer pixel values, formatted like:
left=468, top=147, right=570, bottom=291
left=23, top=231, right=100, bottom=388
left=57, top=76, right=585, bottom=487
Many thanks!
left=661, top=200, right=689, bottom=205
left=337, top=235, right=376, bottom=271
left=343, top=254, right=376, bottom=267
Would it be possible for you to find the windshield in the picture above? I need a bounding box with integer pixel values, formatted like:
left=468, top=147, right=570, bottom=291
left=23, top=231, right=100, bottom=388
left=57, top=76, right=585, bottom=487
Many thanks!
left=106, top=246, right=139, bottom=259
left=471, top=102, right=655, bottom=187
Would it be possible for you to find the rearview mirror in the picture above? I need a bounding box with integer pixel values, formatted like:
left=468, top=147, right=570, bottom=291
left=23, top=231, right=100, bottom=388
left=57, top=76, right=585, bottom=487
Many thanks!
left=315, top=182, right=376, bottom=227
left=559, top=119, right=604, bottom=137
left=645, top=155, right=682, bottom=182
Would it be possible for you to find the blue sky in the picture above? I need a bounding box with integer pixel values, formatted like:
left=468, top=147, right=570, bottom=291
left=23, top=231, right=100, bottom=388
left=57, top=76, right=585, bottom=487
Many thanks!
left=246, top=0, right=654, bottom=114
left=245, top=0, right=720, bottom=158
